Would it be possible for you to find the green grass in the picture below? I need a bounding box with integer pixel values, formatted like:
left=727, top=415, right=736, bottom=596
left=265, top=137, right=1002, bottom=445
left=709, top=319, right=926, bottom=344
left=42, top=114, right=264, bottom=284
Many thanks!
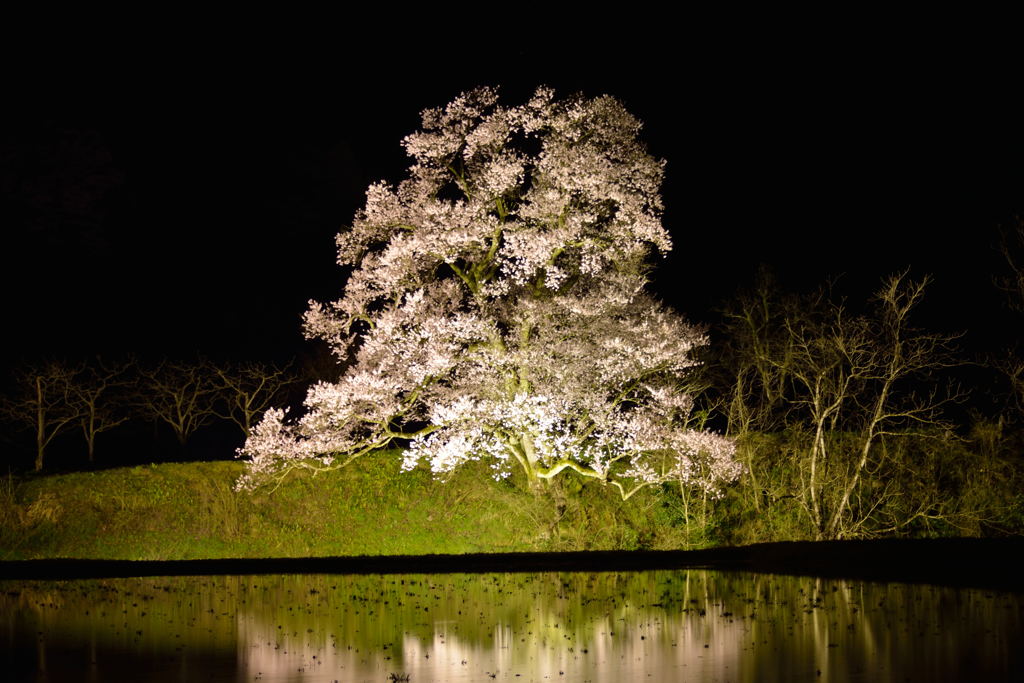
left=0, top=451, right=696, bottom=560
left=9, top=427, right=1017, bottom=560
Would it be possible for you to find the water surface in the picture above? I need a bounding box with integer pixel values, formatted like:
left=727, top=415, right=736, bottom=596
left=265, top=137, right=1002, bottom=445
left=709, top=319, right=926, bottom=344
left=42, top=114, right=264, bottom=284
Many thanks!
left=2, top=570, right=1020, bottom=682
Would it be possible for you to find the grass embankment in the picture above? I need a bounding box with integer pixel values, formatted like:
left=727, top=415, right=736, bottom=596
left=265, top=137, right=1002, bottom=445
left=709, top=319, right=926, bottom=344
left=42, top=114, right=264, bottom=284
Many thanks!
left=0, top=451, right=693, bottom=560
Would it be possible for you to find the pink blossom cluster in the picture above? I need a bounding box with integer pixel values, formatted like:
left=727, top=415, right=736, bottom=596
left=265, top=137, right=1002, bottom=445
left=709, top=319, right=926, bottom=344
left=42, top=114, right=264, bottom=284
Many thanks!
left=237, top=87, right=741, bottom=499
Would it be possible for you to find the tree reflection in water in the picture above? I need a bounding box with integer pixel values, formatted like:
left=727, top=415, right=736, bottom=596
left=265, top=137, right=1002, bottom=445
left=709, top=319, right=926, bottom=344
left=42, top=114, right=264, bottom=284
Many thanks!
left=2, top=570, right=1020, bottom=682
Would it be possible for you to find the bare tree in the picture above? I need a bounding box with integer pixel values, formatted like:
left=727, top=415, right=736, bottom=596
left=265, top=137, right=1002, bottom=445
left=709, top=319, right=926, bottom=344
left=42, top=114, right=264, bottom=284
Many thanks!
left=135, top=359, right=219, bottom=448
left=996, top=218, right=1024, bottom=313
left=777, top=272, right=962, bottom=538
left=717, top=269, right=799, bottom=438
left=69, top=357, right=134, bottom=463
left=715, top=271, right=964, bottom=539
left=211, top=360, right=295, bottom=438
left=993, top=219, right=1024, bottom=418
left=1, top=360, right=84, bottom=471
left=780, top=294, right=868, bottom=536
left=836, top=274, right=959, bottom=537
left=712, top=271, right=801, bottom=515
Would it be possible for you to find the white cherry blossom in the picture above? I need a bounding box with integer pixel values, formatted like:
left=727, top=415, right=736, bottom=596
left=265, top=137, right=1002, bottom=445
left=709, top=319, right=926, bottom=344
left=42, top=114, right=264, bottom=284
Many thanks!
left=237, top=87, right=741, bottom=499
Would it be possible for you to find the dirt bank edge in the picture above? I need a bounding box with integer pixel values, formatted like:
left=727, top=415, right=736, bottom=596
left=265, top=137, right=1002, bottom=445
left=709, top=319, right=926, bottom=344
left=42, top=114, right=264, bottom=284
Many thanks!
left=1, top=538, right=1020, bottom=591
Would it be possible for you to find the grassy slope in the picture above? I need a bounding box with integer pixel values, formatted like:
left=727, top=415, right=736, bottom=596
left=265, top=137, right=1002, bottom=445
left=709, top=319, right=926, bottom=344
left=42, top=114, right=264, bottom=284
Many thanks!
left=0, top=451, right=693, bottom=560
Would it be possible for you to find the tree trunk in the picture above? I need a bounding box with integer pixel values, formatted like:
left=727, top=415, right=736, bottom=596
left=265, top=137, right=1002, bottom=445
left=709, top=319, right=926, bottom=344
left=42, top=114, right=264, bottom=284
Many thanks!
left=34, top=377, right=45, bottom=472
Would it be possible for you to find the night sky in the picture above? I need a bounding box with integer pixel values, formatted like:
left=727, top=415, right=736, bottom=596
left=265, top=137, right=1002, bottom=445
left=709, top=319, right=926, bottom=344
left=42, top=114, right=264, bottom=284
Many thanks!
left=3, top=32, right=1021, bottom=371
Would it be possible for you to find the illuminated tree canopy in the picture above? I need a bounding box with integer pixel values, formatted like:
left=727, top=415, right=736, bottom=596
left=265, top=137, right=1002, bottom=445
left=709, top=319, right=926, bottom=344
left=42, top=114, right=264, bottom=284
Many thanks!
left=237, top=86, right=741, bottom=499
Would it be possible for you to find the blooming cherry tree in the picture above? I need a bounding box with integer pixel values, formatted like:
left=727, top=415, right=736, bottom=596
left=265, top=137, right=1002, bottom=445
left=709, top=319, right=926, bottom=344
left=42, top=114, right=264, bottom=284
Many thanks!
left=237, top=86, right=742, bottom=499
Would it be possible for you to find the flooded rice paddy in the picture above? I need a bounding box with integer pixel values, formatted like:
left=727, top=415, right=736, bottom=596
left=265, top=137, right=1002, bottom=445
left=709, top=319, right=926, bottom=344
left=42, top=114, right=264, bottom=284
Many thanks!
left=2, top=569, right=1021, bottom=682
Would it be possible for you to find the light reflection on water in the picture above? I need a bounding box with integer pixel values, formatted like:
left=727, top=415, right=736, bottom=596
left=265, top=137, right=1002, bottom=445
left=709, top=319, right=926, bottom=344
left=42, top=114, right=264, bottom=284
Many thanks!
left=2, top=570, right=1020, bottom=682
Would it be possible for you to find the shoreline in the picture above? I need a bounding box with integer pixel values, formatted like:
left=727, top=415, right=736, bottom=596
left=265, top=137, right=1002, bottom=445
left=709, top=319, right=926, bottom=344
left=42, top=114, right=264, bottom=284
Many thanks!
left=2, top=538, right=1021, bottom=591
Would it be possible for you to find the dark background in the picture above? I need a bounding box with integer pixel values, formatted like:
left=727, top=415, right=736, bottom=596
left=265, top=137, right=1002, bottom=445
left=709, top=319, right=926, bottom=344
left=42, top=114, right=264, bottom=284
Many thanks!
left=3, top=26, right=1021, bottom=368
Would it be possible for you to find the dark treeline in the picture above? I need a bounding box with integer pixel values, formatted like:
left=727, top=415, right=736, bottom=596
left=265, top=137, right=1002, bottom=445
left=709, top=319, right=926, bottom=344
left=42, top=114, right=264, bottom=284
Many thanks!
left=691, top=222, right=1024, bottom=541
left=0, top=356, right=315, bottom=473
left=697, top=271, right=1023, bottom=542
